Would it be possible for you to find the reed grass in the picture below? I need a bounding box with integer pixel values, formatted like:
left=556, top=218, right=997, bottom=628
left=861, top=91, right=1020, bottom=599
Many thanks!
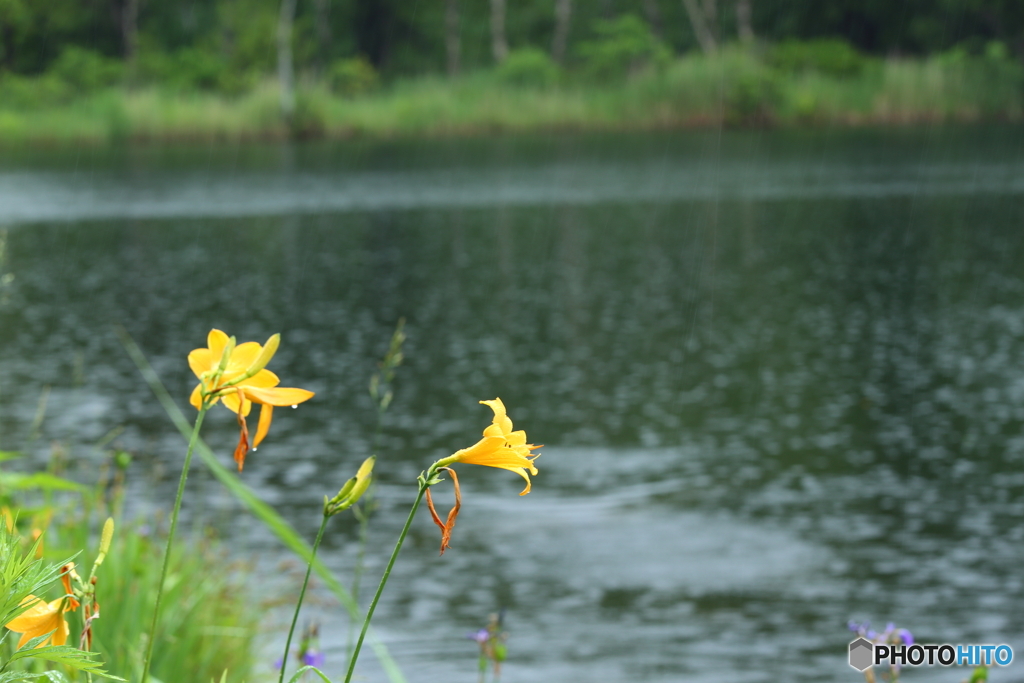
left=0, top=48, right=1020, bottom=147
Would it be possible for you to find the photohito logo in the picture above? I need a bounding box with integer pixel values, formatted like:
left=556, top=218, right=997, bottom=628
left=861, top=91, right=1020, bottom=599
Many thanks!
left=848, top=638, right=1013, bottom=671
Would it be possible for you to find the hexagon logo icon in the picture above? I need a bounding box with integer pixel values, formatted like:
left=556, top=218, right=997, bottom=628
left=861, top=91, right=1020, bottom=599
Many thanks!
left=849, top=638, right=874, bottom=671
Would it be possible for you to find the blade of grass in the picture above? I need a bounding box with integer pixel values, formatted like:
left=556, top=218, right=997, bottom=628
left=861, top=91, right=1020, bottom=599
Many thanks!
left=117, top=327, right=406, bottom=683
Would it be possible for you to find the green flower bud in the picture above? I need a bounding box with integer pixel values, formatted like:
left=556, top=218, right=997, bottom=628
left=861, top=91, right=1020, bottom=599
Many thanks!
left=326, top=456, right=375, bottom=516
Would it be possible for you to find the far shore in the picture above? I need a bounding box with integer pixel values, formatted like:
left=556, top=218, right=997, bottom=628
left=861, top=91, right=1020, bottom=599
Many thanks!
left=0, top=54, right=1020, bottom=147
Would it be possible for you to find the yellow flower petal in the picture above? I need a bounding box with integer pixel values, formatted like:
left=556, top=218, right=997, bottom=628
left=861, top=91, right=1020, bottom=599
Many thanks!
left=457, top=443, right=537, bottom=472
left=188, top=348, right=213, bottom=379
left=507, top=467, right=533, bottom=495
left=253, top=404, right=273, bottom=448
left=244, top=369, right=280, bottom=388
left=241, top=385, right=315, bottom=407
left=7, top=596, right=69, bottom=648
left=207, top=329, right=229, bottom=361
left=507, top=430, right=527, bottom=446
left=480, top=398, right=507, bottom=420
left=221, top=391, right=252, bottom=417
left=224, top=341, right=262, bottom=374
left=450, top=435, right=506, bottom=463
left=190, top=383, right=203, bottom=410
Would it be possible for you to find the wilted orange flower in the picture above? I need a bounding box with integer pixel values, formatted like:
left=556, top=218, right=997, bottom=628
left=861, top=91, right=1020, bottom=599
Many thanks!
left=189, top=329, right=314, bottom=470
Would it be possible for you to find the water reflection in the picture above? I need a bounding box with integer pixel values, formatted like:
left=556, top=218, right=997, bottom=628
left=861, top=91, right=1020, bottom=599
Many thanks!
left=1, top=129, right=1023, bottom=681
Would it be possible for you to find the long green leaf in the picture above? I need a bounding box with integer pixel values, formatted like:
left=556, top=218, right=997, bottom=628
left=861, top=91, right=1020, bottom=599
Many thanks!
left=0, top=473, right=87, bottom=493
left=117, top=328, right=406, bottom=683
left=8, top=644, right=124, bottom=680
left=0, top=671, right=69, bottom=683
left=287, top=666, right=334, bottom=683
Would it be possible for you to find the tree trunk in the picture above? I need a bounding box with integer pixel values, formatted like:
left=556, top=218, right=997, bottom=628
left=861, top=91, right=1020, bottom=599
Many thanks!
left=122, top=0, right=139, bottom=78
left=702, top=0, right=718, bottom=45
left=680, top=0, right=716, bottom=54
left=642, top=0, right=663, bottom=39
left=0, top=22, right=14, bottom=70
left=490, top=0, right=507, bottom=63
left=277, top=0, right=298, bottom=120
left=552, top=0, right=572, bottom=64
left=445, top=0, right=460, bottom=77
left=736, top=0, right=753, bottom=43
left=313, top=0, right=332, bottom=77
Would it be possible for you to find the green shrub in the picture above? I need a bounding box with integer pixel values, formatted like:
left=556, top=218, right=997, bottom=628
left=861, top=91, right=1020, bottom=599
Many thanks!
left=48, top=46, right=124, bottom=94
left=328, top=56, right=378, bottom=97
left=138, top=47, right=246, bottom=94
left=576, top=14, right=671, bottom=81
left=0, top=73, right=71, bottom=108
left=725, top=69, right=780, bottom=125
left=768, top=38, right=866, bottom=78
left=495, top=47, right=561, bottom=88
left=290, top=90, right=327, bottom=138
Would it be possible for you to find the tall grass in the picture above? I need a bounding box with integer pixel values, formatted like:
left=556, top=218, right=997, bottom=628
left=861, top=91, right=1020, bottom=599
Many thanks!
left=50, top=513, right=259, bottom=683
left=0, top=47, right=1020, bottom=145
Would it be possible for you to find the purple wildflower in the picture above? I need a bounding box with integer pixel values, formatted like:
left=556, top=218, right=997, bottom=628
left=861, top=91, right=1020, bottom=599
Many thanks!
left=301, top=651, right=325, bottom=668
left=467, top=628, right=490, bottom=644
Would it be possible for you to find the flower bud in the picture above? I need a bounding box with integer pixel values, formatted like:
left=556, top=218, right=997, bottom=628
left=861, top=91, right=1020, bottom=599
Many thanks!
left=244, top=333, right=280, bottom=378
left=94, top=517, right=114, bottom=567
left=326, top=456, right=375, bottom=516
left=217, top=336, right=237, bottom=373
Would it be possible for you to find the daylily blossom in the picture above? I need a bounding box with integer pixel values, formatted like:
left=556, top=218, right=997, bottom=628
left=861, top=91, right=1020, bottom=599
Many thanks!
left=188, top=329, right=314, bottom=470
left=5, top=596, right=71, bottom=648
left=438, top=398, right=541, bottom=495
left=427, top=399, right=540, bottom=553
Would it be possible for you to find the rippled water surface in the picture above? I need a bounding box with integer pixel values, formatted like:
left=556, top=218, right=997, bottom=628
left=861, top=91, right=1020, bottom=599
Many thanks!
left=2, top=128, right=1024, bottom=682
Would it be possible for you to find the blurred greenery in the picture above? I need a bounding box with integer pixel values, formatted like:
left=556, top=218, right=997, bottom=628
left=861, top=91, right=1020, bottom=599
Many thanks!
left=0, top=457, right=258, bottom=682
left=0, top=0, right=1020, bottom=141
left=51, top=514, right=258, bottom=683
left=766, top=38, right=867, bottom=78
left=0, top=44, right=1019, bottom=145
left=575, top=15, right=671, bottom=81
left=496, top=48, right=561, bottom=88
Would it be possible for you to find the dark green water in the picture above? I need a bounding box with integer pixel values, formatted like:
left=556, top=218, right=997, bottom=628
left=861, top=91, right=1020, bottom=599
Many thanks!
left=2, top=128, right=1024, bottom=682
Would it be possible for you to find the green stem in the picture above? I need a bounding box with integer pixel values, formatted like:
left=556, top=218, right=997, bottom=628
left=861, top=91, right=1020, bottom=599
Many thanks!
left=279, top=512, right=330, bottom=683
left=345, top=500, right=370, bottom=660
left=141, top=404, right=208, bottom=683
left=345, top=404, right=386, bottom=659
left=344, top=483, right=427, bottom=683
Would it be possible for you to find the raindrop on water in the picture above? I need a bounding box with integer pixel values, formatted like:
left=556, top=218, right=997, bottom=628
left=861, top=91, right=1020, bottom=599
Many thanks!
left=291, top=405, right=298, bottom=409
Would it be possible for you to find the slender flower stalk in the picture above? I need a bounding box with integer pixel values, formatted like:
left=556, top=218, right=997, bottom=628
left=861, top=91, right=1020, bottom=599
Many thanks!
left=278, top=514, right=328, bottom=683
left=347, top=319, right=405, bottom=659
left=344, top=480, right=428, bottom=683
left=141, top=402, right=208, bottom=683
left=145, top=328, right=313, bottom=682
left=345, top=398, right=539, bottom=682
left=280, top=456, right=374, bottom=683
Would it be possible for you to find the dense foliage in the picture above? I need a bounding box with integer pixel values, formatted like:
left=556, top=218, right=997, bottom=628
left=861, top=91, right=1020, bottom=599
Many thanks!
left=0, top=0, right=1021, bottom=87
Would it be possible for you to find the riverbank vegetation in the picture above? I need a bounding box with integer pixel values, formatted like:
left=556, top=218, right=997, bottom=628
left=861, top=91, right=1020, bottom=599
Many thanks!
left=0, top=0, right=1022, bottom=144
left=1, top=41, right=1021, bottom=145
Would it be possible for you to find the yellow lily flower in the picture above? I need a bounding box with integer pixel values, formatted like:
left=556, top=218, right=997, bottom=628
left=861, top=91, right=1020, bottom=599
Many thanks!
left=437, top=398, right=541, bottom=495
left=188, top=329, right=314, bottom=470
left=427, top=399, right=540, bottom=554
left=5, top=596, right=70, bottom=648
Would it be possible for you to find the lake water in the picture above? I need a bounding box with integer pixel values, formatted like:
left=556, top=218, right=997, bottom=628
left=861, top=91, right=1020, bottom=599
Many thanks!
left=1, top=127, right=1024, bottom=682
